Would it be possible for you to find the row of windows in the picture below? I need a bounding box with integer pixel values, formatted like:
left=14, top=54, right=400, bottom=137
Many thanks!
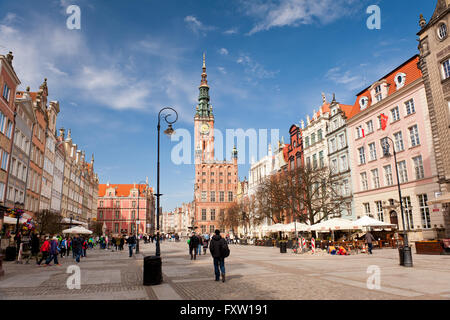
left=201, top=191, right=233, bottom=202
left=199, top=179, right=234, bottom=184
left=363, top=194, right=431, bottom=229
left=304, top=128, right=323, bottom=148
left=14, top=129, right=30, bottom=153
left=359, top=155, right=424, bottom=191
left=200, top=208, right=225, bottom=221
left=305, top=151, right=324, bottom=169
left=200, top=225, right=217, bottom=234
left=356, top=99, right=416, bottom=139
left=11, top=157, right=28, bottom=182
left=357, top=125, right=420, bottom=165
left=200, top=171, right=232, bottom=176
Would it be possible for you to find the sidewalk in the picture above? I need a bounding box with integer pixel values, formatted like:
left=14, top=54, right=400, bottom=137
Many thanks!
left=1, top=241, right=449, bottom=300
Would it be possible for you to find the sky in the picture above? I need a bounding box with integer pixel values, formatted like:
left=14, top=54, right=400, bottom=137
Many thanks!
left=0, top=0, right=437, bottom=212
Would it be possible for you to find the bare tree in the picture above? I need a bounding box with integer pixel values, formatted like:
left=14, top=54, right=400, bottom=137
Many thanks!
left=253, top=174, right=289, bottom=225
left=35, top=210, right=63, bottom=237
left=250, top=164, right=346, bottom=228
left=89, top=221, right=103, bottom=236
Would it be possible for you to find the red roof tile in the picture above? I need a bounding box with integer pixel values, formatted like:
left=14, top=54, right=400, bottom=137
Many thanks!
left=98, top=184, right=153, bottom=197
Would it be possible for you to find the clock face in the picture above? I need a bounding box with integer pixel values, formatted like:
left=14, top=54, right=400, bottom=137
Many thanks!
left=200, top=123, right=210, bottom=134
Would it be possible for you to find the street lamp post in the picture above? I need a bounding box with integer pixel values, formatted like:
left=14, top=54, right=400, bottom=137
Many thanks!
left=69, top=214, right=73, bottom=229
left=156, top=107, right=178, bottom=257
left=383, top=137, right=413, bottom=267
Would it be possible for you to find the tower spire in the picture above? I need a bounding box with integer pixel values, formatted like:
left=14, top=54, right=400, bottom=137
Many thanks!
left=196, top=53, right=213, bottom=119
left=201, top=52, right=208, bottom=87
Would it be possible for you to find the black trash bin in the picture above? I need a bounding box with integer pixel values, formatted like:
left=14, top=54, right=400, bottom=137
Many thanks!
left=280, top=242, right=287, bottom=253
left=398, top=247, right=404, bottom=266
left=5, top=246, right=16, bottom=261
left=143, top=256, right=163, bottom=286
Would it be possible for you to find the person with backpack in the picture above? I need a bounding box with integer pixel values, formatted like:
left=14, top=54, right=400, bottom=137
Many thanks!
left=37, top=237, right=51, bottom=265
left=189, top=232, right=199, bottom=260
left=59, top=238, right=67, bottom=258
left=197, top=233, right=203, bottom=256
left=209, top=229, right=229, bottom=282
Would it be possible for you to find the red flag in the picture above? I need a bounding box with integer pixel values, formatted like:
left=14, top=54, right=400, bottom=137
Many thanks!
left=381, top=113, right=388, bottom=130
left=361, top=128, right=365, bottom=138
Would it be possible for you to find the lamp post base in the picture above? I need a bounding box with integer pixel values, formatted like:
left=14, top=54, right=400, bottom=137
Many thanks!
left=403, top=246, right=413, bottom=267
left=136, top=239, right=140, bottom=254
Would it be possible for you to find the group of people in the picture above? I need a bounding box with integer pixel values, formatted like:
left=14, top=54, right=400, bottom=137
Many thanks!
left=188, top=230, right=230, bottom=282
left=32, top=233, right=89, bottom=266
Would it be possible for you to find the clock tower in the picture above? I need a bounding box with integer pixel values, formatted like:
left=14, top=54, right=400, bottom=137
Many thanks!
left=194, top=53, right=215, bottom=164
left=193, top=53, right=239, bottom=236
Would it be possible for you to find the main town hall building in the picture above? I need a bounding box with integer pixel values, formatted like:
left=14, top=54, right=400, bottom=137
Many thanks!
left=193, top=55, right=238, bottom=235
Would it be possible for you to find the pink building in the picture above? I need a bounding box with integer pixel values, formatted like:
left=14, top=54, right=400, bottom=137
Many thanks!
left=347, top=55, right=446, bottom=241
left=97, top=183, right=155, bottom=236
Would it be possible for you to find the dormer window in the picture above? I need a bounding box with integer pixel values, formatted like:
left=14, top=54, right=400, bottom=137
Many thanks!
left=375, top=85, right=382, bottom=102
left=394, top=73, right=406, bottom=90
left=359, top=96, right=369, bottom=110
left=438, top=23, right=447, bottom=40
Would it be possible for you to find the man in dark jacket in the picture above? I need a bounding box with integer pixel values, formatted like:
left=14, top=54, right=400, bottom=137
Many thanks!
left=365, top=231, right=376, bottom=254
left=126, top=234, right=136, bottom=257
left=72, top=234, right=82, bottom=263
left=209, top=229, right=228, bottom=282
left=31, top=232, right=40, bottom=263
left=189, top=232, right=200, bottom=260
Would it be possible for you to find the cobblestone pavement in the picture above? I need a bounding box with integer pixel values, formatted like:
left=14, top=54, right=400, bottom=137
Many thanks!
left=1, top=241, right=449, bottom=300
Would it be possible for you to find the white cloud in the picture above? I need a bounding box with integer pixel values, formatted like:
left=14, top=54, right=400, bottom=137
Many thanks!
left=218, top=67, right=227, bottom=74
left=184, top=15, right=215, bottom=36
left=243, top=0, right=362, bottom=34
left=219, top=48, right=229, bottom=55
left=325, top=66, right=362, bottom=90
left=236, top=54, right=278, bottom=79
left=223, top=27, right=238, bottom=35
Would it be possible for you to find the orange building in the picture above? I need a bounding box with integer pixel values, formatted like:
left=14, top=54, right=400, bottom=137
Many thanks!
left=193, top=54, right=238, bottom=235
left=97, top=183, right=155, bottom=236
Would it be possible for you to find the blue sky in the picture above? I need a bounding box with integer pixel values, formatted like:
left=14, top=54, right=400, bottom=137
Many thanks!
left=0, top=0, right=436, bottom=211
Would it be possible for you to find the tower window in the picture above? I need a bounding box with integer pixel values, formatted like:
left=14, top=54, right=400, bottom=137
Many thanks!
left=438, top=23, right=447, bottom=40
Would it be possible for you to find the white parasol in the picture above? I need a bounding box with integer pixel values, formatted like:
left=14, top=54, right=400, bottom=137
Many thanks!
left=62, top=226, right=93, bottom=234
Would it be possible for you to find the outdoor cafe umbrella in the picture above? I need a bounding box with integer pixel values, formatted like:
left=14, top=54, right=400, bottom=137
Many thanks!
left=62, top=226, right=93, bottom=235
left=310, top=218, right=360, bottom=232
left=352, top=215, right=396, bottom=229
left=284, top=222, right=311, bottom=232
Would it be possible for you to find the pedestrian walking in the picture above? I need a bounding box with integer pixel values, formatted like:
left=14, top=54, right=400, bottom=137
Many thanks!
left=126, top=233, right=136, bottom=257
left=72, top=234, right=82, bottom=263
left=66, top=237, right=71, bottom=257
left=31, top=232, right=40, bottom=263
left=37, top=237, right=51, bottom=265
left=197, top=233, right=203, bottom=256
left=44, top=236, right=60, bottom=266
left=82, top=238, right=88, bottom=257
left=365, top=231, right=376, bottom=254
left=120, top=236, right=125, bottom=251
left=60, top=238, right=67, bottom=258
left=209, top=229, right=230, bottom=282
left=203, top=235, right=209, bottom=255
left=189, top=232, right=199, bottom=260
